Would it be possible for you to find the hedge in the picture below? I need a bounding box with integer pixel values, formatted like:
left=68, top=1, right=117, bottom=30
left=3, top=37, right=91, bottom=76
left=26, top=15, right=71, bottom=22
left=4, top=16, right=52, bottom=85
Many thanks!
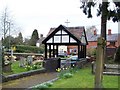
left=15, top=45, right=44, bottom=53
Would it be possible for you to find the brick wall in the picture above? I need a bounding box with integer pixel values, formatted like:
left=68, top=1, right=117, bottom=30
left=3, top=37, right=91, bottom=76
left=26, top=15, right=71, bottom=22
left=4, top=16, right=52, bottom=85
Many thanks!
left=87, top=41, right=97, bottom=48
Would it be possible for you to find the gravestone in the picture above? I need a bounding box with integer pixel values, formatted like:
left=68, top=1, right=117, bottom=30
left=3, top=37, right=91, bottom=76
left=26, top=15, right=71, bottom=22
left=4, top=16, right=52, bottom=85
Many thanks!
left=3, top=56, right=12, bottom=72
left=19, top=57, right=26, bottom=67
left=27, top=56, right=33, bottom=65
left=64, top=59, right=71, bottom=68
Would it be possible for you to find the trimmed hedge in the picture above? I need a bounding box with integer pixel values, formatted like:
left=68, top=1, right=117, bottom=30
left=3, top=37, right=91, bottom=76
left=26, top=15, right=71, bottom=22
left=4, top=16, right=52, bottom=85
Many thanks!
left=15, top=45, right=44, bottom=53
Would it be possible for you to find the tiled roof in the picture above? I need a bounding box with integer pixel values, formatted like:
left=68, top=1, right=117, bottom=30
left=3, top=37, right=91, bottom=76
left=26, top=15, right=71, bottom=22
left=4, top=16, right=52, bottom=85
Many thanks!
left=46, top=25, right=119, bottom=43
left=68, top=27, right=84, bottom=41
left=107, top=34, right=118, bottom=41
left=48, top=26, right=85, bottom=41
left=87, top=33, right=119, bottom=41
left=37, top=37, right=46, bottom=44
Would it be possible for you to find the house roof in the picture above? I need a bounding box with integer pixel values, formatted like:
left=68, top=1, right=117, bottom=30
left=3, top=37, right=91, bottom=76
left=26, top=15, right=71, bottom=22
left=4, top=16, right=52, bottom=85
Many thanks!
left=37, top=37, right=46, bottom=44
left=47, top=25, right=86, bottom=42
left=42, top=24, right=88, bottom=45
left=87, top=33, right=119, bottom=42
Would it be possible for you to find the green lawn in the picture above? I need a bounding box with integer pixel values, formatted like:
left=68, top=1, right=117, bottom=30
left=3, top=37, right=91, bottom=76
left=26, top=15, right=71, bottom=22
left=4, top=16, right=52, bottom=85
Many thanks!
left=11, top=61, right=27, bottom=74
left=50, top=67, right=119, bottom=88
left=3, top=61, right=43, bottom=76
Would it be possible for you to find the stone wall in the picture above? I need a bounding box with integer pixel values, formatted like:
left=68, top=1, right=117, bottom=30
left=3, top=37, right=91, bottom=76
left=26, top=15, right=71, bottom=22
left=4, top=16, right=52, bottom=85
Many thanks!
left=43, top=58, right=60, bottom=72
left=2, top=68, right=46, bottom=82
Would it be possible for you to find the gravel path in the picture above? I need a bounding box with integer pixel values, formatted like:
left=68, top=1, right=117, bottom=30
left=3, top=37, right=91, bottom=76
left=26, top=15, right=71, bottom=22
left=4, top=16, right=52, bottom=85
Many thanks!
left=2, top=72, right=58, bottom=90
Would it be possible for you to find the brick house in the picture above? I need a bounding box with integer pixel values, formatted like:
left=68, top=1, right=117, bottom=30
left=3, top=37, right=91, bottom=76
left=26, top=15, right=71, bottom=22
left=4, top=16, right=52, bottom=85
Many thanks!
left=38, top=25, right=119, bottom=56
left=36, top=34, right=45, bottom=47
left=87, top=29, right=120, bottom=56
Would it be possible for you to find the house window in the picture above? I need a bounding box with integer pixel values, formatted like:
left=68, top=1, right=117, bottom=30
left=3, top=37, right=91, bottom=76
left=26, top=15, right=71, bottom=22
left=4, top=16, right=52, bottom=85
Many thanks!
left=110, top=41, right=115, bottom=46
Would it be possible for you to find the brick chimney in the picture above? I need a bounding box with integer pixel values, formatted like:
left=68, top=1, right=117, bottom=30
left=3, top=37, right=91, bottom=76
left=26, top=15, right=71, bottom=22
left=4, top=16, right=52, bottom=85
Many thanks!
left=108, top=29, right=112, bottom=35
left=40, top=34, right=43, bottom=38
left=94, top=29, right=97, bottom=35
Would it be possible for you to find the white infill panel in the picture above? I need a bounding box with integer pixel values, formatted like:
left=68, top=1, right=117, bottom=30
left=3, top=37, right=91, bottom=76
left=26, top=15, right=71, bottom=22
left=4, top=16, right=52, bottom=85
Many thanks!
left=47, top=38, right=52, bottom=43
left=70, top=37, right=77, bottom=43
left=54, top=36, right=61, bottom=43
left=62, top=35, right=69, bottom=43
left=62, top=30, right=67, bottom=34
left=56, top=30, right=61, bottom=34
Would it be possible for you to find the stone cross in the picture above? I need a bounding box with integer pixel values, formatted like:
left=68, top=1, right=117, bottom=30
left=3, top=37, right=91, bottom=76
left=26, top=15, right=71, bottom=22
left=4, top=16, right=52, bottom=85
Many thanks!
left=65, top=19, right=70, bottom=27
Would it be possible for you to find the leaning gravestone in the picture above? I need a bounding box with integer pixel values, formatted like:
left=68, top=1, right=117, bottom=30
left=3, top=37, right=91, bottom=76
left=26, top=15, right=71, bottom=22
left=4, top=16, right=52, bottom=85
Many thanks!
left=27, top=56, right=33, bottom=65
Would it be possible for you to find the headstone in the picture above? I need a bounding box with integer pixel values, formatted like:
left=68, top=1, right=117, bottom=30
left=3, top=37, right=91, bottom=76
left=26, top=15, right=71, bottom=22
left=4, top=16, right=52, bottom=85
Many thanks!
left=27, top=56, right=33, bottom=65
left=19, top=57, right=26, bottom=67
left=64, top=59, right=71, bottom=68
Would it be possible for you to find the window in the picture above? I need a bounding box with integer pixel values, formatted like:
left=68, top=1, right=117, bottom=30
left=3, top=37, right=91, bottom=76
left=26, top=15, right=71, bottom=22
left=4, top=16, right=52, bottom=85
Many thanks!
left=110, top=41, right=115, bottom=45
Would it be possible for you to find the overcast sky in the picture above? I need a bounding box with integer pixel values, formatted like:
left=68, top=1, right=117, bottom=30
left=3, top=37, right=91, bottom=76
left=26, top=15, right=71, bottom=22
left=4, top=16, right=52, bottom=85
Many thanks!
left=0, top=0, right=118, bottom=38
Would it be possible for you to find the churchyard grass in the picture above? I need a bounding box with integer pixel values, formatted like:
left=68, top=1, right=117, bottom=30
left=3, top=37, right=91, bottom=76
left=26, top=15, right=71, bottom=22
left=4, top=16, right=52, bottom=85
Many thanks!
left=11, top=61, right=26, bottom=74
left=50, top=66, right=119, bottom=88
left=3, top=61, right=43, bottom=76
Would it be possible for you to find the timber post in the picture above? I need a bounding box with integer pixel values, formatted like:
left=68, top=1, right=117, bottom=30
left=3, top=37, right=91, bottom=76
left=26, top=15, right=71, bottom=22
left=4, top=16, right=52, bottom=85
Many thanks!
left=95, top=37, right=106, bottom=89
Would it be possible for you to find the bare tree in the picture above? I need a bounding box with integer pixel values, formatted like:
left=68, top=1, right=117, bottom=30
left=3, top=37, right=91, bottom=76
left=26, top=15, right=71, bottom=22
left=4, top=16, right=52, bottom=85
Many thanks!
left=0, top=7, right=19, bottom=40
left=0, top=7, right=20, bottom=67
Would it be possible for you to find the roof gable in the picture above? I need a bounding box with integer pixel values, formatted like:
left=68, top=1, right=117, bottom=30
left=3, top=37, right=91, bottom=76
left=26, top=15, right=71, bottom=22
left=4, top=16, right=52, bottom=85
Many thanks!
left=42, top=25, right=88, bottom=45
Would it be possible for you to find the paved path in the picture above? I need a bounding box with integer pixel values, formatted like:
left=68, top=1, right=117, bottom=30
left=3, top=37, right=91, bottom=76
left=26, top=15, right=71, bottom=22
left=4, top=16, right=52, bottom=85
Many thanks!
left=2, top=72, right=58, bottom=90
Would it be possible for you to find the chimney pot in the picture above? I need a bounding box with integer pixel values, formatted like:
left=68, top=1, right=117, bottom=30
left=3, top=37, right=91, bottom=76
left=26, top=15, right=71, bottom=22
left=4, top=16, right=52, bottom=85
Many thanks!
left=94, top=30, right=97, bottom=35
left=108, top=29, right=111, bottom=35
left=40, top=34, right=43, bottom=38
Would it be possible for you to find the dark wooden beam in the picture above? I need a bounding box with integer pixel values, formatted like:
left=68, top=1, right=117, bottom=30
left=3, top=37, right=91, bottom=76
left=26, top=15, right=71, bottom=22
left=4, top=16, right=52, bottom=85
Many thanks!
left=61, top=30, right=62, bottom=43
left=46, top=43, right=80, bottom=45
left=56, top=45, right=58, bottom=57
left=45, top=44, right=47, bottom=59
left=78, top=44, right=80, bottom=59
left=49, top=45, right=51, bottom=58
left=84, top=45, right=86, bottom=58
left=53, top=45, right=55, bottom=57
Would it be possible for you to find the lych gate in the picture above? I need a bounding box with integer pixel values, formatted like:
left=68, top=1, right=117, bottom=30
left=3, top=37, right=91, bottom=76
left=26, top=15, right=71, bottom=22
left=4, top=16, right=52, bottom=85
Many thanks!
left=42, top=25, right=88, bottom=59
